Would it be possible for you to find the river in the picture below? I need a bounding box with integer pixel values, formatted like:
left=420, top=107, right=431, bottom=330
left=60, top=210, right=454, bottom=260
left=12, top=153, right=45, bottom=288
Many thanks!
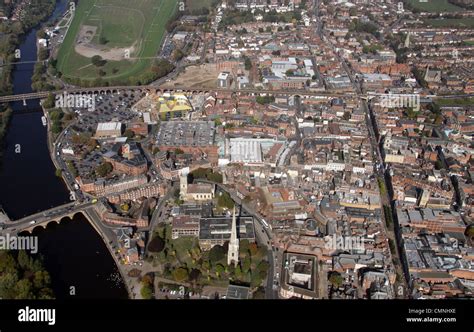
left=0, top=0, right=127, bottom=299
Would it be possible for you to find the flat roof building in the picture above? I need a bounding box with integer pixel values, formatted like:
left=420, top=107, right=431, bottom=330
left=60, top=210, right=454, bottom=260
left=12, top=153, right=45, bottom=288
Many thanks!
left=157, top=121, right=216, bottom=147
left=226, top=285, right=250, bottom=299
left=199, top=215, right=255, bottom=250
left=280, top=252, right=319, bottom=299
left=96, top=122, right=122, bottom=138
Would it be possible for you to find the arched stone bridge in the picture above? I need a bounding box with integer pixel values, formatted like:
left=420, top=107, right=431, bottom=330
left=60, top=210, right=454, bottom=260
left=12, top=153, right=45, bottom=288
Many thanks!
left=3, top=202, right=94, bottom=235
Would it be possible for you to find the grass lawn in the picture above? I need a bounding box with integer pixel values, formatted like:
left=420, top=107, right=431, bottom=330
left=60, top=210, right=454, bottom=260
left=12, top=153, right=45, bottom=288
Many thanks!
left=406, top=0, right=462, bottom=12
left=57, top=0, right=178, bottom=84
left=424, top=18, right=474, bottom=28
left=186, top=0, right=214, bottom=11
left=435, top=97, right=474, bottom=106
left=86, top=6, right=145, bottom=47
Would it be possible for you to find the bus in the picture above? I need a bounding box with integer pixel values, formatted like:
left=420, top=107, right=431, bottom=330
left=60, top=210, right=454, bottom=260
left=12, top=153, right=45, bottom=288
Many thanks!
left=260, top=218, right=269, bottom=229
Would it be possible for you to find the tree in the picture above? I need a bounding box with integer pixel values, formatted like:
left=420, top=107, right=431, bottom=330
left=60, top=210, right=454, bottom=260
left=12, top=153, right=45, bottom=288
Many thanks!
left=242, top=256, right=251, bottom=273
left=140, top=284, right=153, bottom=299
left=150, top=59, right=175, bottom=79
left=252, top=286, right=266, bottom=299
left=207, top=172, right=223, bottom=183
left=99, top=36, right=108, bottom=45
left=209, top=245, right=226, bottom=263
left=240, top=239, right=250, bottom=254
left=466, top=225, right=474, bottom=238
left=87, top=138, right=98, bottom=150
left=0, top=251, right=53, bottom=299
left=257, top=261, right=269, bottom=274
left=250, top=273, right=262, bottom=288
left=16, top=279, right=34, bottom=299
left=329, top=272, right=343, bottom=288
left=244, top=57, right=252, bottom=70
left=256, top=95, right=275, bottom=105
left=36, top=29, right=46, bottom=39
left=172, top=267, right=188, bottom=282
left=51, top=122, right=62, bottom=134
left=38, top=48, right=49, bottom=61
left=234, top=265, right=243, bottom=279
left=95, top=162, right=113, bottom=177
left=18, top=251, right=32, bottom=271
left=148, top=236, right=165, bottom=253
left=248, top=243, right=259, bottom=257
left=172, top=49, right=185, bottom=62
left=63, top=112, right=75, bottom=121
left=91, top=55, right=106, bottom=67
left=49, top=109, right=63, bottom=121
left=202, top=260, right=211, bottom=273
left=124, top=129, right=134, bottom=139
left=217, top=192, right=234, bottom=209
left=42, top=93, right=56, bottom=109
left=215, top=264, right=225, bottom=277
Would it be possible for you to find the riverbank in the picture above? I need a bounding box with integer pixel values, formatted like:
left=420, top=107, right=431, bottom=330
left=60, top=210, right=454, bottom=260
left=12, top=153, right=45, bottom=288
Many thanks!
left=78, top=209, right=134, bottom=299
left=0, top=107, right=12, bottom=167
left=44, top=105, right=132, bottom=298
left=0, top=0, right=58, bottom=163
left=0, top=0, right=57, bottom=91
left=0, top=0, right=128, bottom=299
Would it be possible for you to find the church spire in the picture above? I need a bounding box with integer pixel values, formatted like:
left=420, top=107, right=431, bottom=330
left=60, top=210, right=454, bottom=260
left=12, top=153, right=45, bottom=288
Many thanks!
left=227, top=205, right=239, bottom=266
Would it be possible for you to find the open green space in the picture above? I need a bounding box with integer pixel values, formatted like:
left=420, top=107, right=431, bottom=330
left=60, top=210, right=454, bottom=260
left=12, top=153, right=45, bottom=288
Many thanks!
left=406, top=0, right=463, bottom=12
left=186, top=0, right=215, bottom=11
left=424, top=18, right=474, bottom=28
left=435, top=97, right=474, bottom=106
left=85, top=6, right=145, bottom=47
left=56, top=0, right=178, bottom=86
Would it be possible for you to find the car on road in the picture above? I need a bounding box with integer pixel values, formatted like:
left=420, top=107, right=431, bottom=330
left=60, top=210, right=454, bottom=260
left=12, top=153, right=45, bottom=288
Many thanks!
left=29, top=220, right=36, bottom=225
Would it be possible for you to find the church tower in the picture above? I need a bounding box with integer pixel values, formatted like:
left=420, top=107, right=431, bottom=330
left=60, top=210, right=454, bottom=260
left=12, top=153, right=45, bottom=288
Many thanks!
left=227, top=206, right=240, bottom=266
left=179, top=169, right=188, bottom=200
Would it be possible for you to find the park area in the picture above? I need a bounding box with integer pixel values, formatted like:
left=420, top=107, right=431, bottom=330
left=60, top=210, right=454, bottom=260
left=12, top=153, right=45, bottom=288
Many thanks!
left=425, top=18, right=474, bottom=29
left=186, top=0, right=215, bottom=11
left=146, top=224, right=270, bottom=297
left=56, top=0, right=178, bottom=85
left=406, top=0, right=463, bottom=12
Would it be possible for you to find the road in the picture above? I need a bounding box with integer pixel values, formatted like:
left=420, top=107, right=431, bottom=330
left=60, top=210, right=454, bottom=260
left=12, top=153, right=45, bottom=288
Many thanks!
left=0, top=202, right=92, bottom=234
left=312, top=0, right=408, bottom=297
left=146, top=183, right=177, bottom=250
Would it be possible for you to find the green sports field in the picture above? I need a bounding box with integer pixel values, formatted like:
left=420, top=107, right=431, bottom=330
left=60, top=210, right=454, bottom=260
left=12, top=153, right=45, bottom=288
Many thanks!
left=186, top=0, right=214, bottom=11
left=406, top=0, right=463, bottom=12
left=56, top=0, right=178, bottom=85
left=425, top=18, right=474, bottom=28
